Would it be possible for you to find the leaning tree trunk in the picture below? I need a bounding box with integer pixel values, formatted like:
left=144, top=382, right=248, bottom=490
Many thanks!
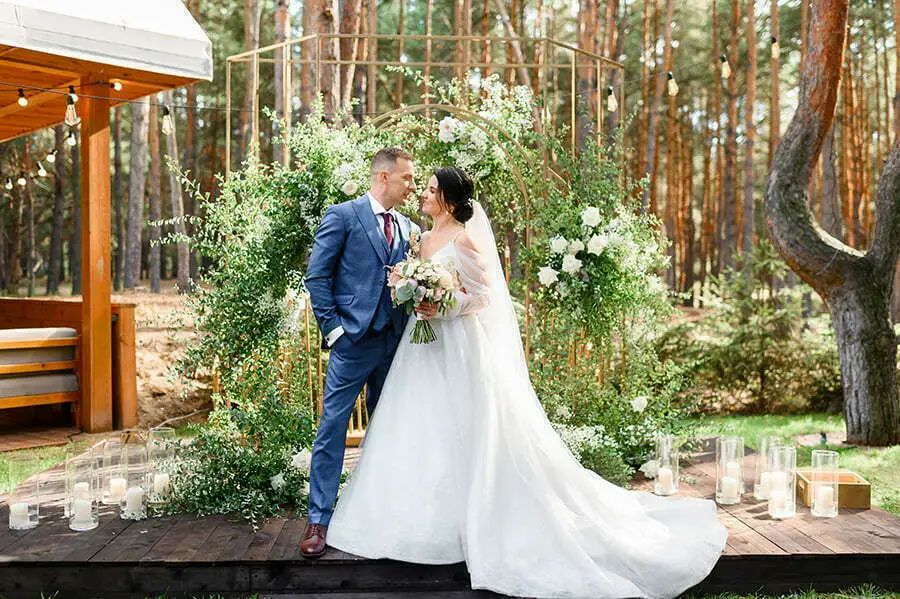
left=125, top=98, right=149, bottom=289
left=162, top=90, right=191, bottom=294
left=765, top=0, right=900, bottom=446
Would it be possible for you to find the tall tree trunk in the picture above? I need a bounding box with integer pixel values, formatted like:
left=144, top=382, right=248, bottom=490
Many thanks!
left=340, top=0, right=362, bottom=110
left=765, top=0, right=900, bottom=446
left=641, top=0, right=674, bottom=215
left=721, top=0, right=740, bottom=269
left=126, top=99, right=149, bottom=289
left=162, top=91, right=191, bottom=293
left=23, top=140, right=34, bottom=297
left=317, top=0, right=340, bottom=118
left=149, top=103, right=162, bottom=294
left=301, top=0, right=317, bottom=116
left=742, top=0, right=757, bottom=252
left=893, top=0, right=900, bottom=323
left=711, top=0, right=724, bottom=277
left=69, top=131, right=82, bottom=295
left=275, top=0, right=291, bottom=163
left=821, top=126, right=841, bottom=237
left=113, top=106, right=124, bottom=291
left=238, top=0, right=262, bottom=164
left=769, top=0, right=781, bottom=167
left=366, top=0, right=377, bottom=114
left=491, top=0, right=532, bottom=88
left=576, top=0, right=598, bottom=150
left=47, top=125, right=66, bottom=295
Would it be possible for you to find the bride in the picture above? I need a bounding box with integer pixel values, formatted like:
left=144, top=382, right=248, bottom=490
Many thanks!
left=327, top=167, right=728, bottom=599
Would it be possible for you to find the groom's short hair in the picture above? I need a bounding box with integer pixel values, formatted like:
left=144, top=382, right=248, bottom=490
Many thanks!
left=371, top=147, right=413, bottom=176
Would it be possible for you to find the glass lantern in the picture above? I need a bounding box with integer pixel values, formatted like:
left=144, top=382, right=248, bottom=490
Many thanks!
left=100, top=438, right=126, bottom=506
left=148, top=427, right=176, bottom=504
left=654, top=435, right=679, bottom=496
left=716, top=435, right=744, bottom=504
left=6, top=455, right=39, bottom=530
left=767, top=445, right=797, bottom=519
left=66, top=452, right=99, bottom=531
left=753, top=435, right=782, bottom=500
left=811, top=449, right=839, bottom=518
left=120, top=438, right=148, bottom=520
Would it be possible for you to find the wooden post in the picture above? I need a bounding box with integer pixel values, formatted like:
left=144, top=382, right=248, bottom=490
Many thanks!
left=113, top=304, right=138, bottom=429
left=79, top=77, right=113, bottom=433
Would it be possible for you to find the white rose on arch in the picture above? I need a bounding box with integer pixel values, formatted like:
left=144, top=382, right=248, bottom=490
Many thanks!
left=538, top=266, right=559, bottom=286
left=581, top=206, right=602, bottom=228
left=270, top=473, right=286, bottom=491
left=630, top=395, right=649, bottom=413
left=567, top=239, right=585, bottom=255
left=587, top=234, right=608, bottom=256
left=561, top=254, right=582, bottom=275
left=549, top=236, right=568, bottom=254
left=291, top=449, right=312, bottom=471
left=341, top=180, right=359, bottom=196
left=438, top=116, right=461, bottom=143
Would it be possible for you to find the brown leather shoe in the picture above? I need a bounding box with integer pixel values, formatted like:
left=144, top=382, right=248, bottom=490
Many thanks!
left=300, top=523, right=328, bottom=559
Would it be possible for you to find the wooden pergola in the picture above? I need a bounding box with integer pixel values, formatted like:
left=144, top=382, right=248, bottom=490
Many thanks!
left=0, top=1, right=212, bottom=432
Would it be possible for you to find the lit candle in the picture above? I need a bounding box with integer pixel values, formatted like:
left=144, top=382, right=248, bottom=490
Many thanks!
left=758, top=471, right=772, bottom=498
left=153, top=473, right=170, bottom=497
left=109, top=477, right=127, bottom=502
left=72, top=499, right=92, bottom=524
left=9, top=502, right=30, bottom=529
left=124, top=486, right=144, bottom=516
left=720, top=476, right=740, bottom=501
left=725, top=460, right=741, bottom=480
left=657, top=466, right=674, bottom=492
left=768, top=489, right=787, bottom=516
left=73, top=481, right=91, bottom=501
left=815, top=485, right=835, bottom=512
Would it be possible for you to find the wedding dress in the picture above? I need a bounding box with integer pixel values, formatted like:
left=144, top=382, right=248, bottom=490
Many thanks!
left=327, top=203, right=727, bottom=599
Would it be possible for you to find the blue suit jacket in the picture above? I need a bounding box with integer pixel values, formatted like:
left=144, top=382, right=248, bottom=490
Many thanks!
left=305, top=194, right=419, bottom=343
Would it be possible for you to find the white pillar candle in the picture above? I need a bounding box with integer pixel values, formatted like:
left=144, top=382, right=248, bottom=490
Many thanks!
left=759, top=471, right=772, bottom=498
left=815, top=485, right=835, bottom=511
left=725, top=460, right=741, bottom=480
left=109, top=477, right=127, bottom=502
left=9, top=502, right=30, bottom=529
left=153, top=473, right=170, bottom=496
left=768, top=489, right=787, bottom=515
left=72, top=499, right=92, bottom=524
left=73, top=481, right=91, bottom=501
left=770, top=470, right=788, bottom=493
left=125, top=486, right=144, bottom=515
left=657, top=466, right=674, bottom=492
left=720, top=475, right=740, bottom=500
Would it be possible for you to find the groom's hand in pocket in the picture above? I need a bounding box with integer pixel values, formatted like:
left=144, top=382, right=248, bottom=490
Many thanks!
left=416, top=302, right=438, bottom=320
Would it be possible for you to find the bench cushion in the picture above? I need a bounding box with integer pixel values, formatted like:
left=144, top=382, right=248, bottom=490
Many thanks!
left=0, top=373, right=79, bottom=399
left=0, top=327, right=77, bottom=366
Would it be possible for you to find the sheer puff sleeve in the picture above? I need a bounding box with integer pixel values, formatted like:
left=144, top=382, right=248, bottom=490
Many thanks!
left=434, top=234, right=491, bottom=319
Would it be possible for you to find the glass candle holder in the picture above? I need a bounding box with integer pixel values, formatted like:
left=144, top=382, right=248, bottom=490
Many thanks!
left=811, top=449, right=839, bottom=518
left=6, top=455, right=40, bottom=530
left=654, top=435, right=679, bottom=496
left=120, top=439, right=148, bottom=520
left=753, top=435, right=782, bottom=500
left=100, top=438, right=126, bottom=505
left=148, top=427, right=176, bottom=504
left=716, top=435, right=744, bottom=505
left=66, top=453, right=99, bottom=531
left=767, top=445, right=797, bottom=519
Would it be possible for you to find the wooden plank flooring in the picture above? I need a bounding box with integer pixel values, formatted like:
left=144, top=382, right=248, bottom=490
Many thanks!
left=0, top=442, right=897, bottom=597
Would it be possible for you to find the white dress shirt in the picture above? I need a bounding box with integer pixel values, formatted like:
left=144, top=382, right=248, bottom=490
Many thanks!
left=325, top=192, right=399, bottom=347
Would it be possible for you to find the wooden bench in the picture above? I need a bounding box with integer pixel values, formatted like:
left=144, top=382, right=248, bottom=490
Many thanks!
left=0, top=299, right=138, bottom=431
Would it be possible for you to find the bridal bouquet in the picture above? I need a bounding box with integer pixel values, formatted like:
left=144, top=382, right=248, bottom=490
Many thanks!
left=387, top=256, right=458, bottom=344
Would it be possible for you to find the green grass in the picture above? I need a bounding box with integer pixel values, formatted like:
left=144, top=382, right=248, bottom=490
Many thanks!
left=0, top=439, right=95, bottom=495
left=691, top=413, right=900, bottom=515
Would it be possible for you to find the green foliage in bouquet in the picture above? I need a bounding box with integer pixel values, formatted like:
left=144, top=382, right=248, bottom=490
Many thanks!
left=656, top=240, right=843, bottom=414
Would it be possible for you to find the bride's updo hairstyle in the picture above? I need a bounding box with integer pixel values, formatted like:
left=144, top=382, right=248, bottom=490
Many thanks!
left=434, top=167, right=475, bottom=224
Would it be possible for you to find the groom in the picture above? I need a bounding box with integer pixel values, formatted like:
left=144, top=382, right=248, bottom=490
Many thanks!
left=302, top=147, right=420, bottom=558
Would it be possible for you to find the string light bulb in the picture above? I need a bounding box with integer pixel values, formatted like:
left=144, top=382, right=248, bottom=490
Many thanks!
left=110, top=80, right=123, bottom=92
left=771, top=36, right=780, bottom=60
left=4, top=178, right=12, bottom=190
left=606, top=86, right=618, bottom=112
left=161, top=105, right=175, bottom=136
left=666, top=71, right=679, bottom=96
left=64, top=95, right=81, bottom=126
left=46, top=149, right=57, bottom=164
left=67, top=85, right=78, bottom=103
left=37, top=162, right=47, bottom=177
left=719, top=55, right=732, bottom=79
left=66, top=131, right=77, bottom=147
left=17, top=89, right=27, bottom=107
left=16, top=174, right=26, bottom=187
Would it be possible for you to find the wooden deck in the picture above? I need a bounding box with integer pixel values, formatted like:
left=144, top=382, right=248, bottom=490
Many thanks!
left=0, top=442, right=897, bottom=598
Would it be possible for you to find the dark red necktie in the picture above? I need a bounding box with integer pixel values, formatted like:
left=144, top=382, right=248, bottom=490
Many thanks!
left=383, top=213, right=394, bottom=247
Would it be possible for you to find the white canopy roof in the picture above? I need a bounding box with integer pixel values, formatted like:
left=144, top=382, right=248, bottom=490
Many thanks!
left=0, top=0, right=212, bottom=81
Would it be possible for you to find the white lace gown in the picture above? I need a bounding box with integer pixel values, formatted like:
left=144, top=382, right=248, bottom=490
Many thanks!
left=328, top=236, right=728, bottom=599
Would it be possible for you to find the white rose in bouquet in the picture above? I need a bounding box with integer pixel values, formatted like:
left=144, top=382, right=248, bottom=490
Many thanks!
left=567, top=239, right=585, bottom=254
left=587, top=234, right=608, bottom=255
left=538, top=266, right=559, bottom=286
left=561, top=254, right=582, bottom=275
left=581, top=206, right=602, bottom=228
left=549, top=236, right=568, bottom=254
